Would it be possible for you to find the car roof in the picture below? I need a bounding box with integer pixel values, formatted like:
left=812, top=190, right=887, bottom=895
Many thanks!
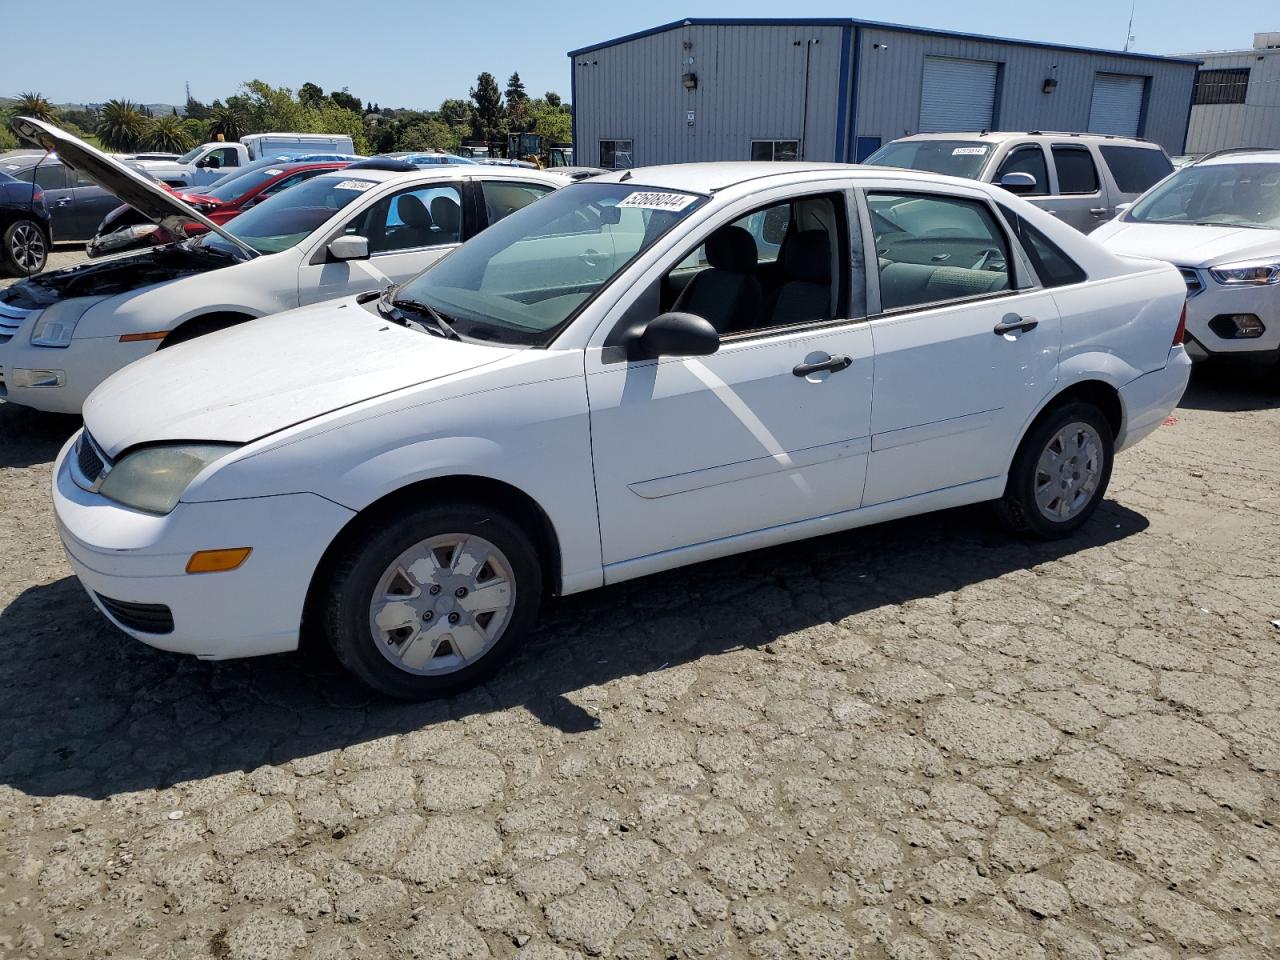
left=886, top=131, right=1162, bottom=148
left=308, top=165, right=573, bottom=186
left=588, top=161, right=1006, bottom=194
left=1196, top=149, right=1280, bottom=167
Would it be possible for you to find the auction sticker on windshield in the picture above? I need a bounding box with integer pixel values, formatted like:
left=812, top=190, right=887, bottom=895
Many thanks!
left=952, top=147, right=988, bottom=155
left=334, top=180, right=376, bottom=192
left=617, top=192, right=698, bottom=211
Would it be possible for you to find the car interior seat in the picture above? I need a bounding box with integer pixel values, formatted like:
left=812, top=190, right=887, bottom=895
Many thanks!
left=430, top=195, right=462, bottom=244
left=765, top=230, right=833, bottom=326
left=671, top=225, right=763, bottom=334
left=392, top=195, right=434, bottom=249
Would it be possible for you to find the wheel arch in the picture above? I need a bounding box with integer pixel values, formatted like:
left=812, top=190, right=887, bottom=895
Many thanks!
left=301, top=474, right=565, bottom=649
left=160, top=310, right=257, bottom=348
left=1007, top=374, right=1125, bottom=475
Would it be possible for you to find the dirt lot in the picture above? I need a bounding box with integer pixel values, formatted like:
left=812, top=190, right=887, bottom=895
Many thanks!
left=0, top=295, right=1278, bottom=958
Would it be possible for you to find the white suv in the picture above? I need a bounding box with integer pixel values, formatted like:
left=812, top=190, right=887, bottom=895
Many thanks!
left=1093, top=149, right=1280, bottom=366
left=867, top=132, right=1174, bottom=234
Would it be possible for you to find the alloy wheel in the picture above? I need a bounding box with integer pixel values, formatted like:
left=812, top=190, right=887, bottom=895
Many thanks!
left=10, top=223, right=46, bottom=273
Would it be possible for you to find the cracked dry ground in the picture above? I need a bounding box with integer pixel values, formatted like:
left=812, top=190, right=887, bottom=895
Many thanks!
left=1, top=368, right=1278, bottom=960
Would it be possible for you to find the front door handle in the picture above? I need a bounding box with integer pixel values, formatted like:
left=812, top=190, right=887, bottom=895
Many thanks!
left=793, top=354, right=852, bottom=377
left=994, top=314, right=1038, bottom=335
left=1089, top=207, right=1108, bottom=216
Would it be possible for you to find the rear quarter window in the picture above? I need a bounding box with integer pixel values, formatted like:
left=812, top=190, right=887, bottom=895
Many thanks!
left=1099, top=146, right=1174, bottom=194
left=997, top=206, right=1088, bottom=288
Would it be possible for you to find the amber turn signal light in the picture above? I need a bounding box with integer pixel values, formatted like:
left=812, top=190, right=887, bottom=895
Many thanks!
left=185, top=547, right=252, bottom=574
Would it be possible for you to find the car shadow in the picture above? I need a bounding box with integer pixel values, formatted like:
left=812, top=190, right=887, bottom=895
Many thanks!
left=0, top=401, right=80, bottom=468
left=0, top=498, right=1148, bottom=800
left=1179, top=362, right=1279, bottom=413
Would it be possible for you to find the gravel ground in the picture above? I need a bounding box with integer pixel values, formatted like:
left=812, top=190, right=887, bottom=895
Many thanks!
left=0, top=295, right=1278, bottom=958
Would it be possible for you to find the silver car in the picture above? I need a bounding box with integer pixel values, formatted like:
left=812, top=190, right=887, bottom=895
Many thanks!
left=866, top=132, right=1174, bottom=233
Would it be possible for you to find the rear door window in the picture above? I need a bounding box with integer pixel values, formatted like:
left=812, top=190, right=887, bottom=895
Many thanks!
left=481, top=180, right=555, bottom=226
left=1051, top=147, right=1100, bottom=195
left=1099, top=146, right=1174, bottom=194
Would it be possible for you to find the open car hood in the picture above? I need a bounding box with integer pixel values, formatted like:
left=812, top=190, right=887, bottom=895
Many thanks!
left=10, top=117, right=257, bottom=260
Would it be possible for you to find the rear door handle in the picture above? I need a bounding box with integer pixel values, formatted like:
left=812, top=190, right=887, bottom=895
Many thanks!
left=1090, top=207, right=1108, bottom=216
left=793, top=355, right=852, bottom=377
left=994, top=314, right=1038, bottom=335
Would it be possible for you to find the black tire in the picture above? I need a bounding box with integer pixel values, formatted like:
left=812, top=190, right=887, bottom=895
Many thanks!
left=159, top=313, right=252, bottom=349
left=321, top=502, right=542, bottom=699
left=1, top=219, right=48, bottom=277
left=996, top=400, right=1114, bottom=539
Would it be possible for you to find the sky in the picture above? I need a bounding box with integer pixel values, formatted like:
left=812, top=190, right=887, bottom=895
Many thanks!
left=0, top=0, right=1263, bottom=109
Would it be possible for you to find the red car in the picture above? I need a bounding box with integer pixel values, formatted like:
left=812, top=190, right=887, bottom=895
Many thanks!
left=86, top=161, right=351, bottom=258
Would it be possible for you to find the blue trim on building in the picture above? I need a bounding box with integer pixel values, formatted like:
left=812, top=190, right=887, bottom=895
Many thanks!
left=833, top=26, right=852, bottom=162
left=566, top=16, right=1201, bottom=66
left=847, top=26, right=862, bottom=162
left=570, top=55, right=579, bottom=160
left=1179, top=73, right=1196, bottom=154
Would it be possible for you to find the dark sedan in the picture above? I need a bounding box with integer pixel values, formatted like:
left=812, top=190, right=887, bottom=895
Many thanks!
left=0, top=169, right=53, bottom=276
left=1, top=150, right=150, bottom=243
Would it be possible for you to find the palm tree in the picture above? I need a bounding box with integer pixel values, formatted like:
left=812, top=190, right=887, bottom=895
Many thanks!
left=206, top=106, right=246, bottom=143
left=96, top=99, right=147, bottom=152
left=13, top=92, right=56, bottom=123
left=141, top=114, right=194, bottom=153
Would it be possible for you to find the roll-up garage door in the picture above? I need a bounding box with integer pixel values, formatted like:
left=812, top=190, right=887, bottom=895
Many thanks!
left=919, top=56, right=998, bottom=132
left=1089, top=74, right=1146, bottom=136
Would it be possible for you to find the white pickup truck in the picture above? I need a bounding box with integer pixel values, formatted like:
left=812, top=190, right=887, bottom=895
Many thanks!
left=132, top=133, right=357, bottom=187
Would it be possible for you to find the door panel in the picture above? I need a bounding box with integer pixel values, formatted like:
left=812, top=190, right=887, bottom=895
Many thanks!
left=865, top=289, right=1061, bottom=505
left=587, top=326, right=874, bottom=566
left=1043, top=145, right=1110, bottom=233
left=32, top=164, right=76, bottom=238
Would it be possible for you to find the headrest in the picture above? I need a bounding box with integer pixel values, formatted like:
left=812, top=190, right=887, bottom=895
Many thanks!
left=704, top=225, right=758, bottom=273
left=431, top=195, right=461, bottom=231
left=783, top=230, right=831, bottom=284
left=397, top=194, right=432, bottom=228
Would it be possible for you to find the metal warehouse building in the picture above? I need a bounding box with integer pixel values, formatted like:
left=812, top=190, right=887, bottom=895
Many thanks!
left=1185, top=33, right=1280, bottom=153
left=569, top=18, right=1200, bottom=169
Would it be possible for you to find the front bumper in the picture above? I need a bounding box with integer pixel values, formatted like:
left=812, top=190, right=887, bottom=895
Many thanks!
left=1180, top=267, right=1280, bottom=360
left=52, top=433, right=356, bottom=659
left=0, top=319, right=156, bottom=414
left=1116, top=346, right=1192, bottom=452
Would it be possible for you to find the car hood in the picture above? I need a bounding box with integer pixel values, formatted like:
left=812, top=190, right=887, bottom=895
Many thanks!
left=9, top=117, right=257, bottom=259
left=1094, top=220, right=1280, bottom=267
left=84, top=299, right=517, bottom=457
left=0, top=243, right=232, bottom=308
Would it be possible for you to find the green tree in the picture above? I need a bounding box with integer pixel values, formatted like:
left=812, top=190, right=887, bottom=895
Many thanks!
left=470, top=72, right=504, bottom=142
left=529, top=100, right=572, bottom=143
left=13, top=92, right=57, bottom=122
left=143, top=114, right=196, bottom=153
left=184, top=96, right=210, bottom=120
left=544, top=91, right=562, bottom=109
left=206, top=105, right=247, bottom=141
left=438, top=98, right=472, bottom=129
left=329, top=88, right=362, bottom=113
left=96, top=99, right=147, bottom=151
left=397, top=118, right=460, bottom=153
left=299, top=82, right=326, bottom=109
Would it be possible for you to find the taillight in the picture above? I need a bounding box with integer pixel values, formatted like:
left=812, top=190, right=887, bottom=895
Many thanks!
left=31, top=186, right=43, bottom=204
left=1173, top=302, right=1187, bottom=346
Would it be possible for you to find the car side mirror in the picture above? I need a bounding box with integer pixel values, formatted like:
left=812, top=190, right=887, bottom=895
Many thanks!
left=999, top=172, right=1037, bottom=194
left=328, top=235, right=370, bottom=261
left=629, top=312, right=719, bottom=360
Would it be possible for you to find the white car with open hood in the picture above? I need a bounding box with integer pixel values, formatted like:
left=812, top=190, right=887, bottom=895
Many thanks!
left=0, top=118, right=570, bottom=413
left=1093, top=149, right=1280, bottom=366
left=54, top=161, right=1191, bottom=698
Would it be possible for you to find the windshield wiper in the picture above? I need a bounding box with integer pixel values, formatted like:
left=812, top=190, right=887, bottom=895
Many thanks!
left=390, top=296, right=461, bottom=340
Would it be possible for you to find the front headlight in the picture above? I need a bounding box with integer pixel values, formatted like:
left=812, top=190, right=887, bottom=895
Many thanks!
left=1208, top=260, right=1280, bottom=286
left=99, top=443, right=239, bottom=515
left=30, top=296, right=108, bottom=347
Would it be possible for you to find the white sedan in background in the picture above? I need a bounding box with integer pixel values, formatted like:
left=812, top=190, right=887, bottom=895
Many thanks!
left=1094, top=149, right=1280, bottom=367
left=0, top=118, right=570, bottom=412
left=54, top=162, right=1190, bottom=698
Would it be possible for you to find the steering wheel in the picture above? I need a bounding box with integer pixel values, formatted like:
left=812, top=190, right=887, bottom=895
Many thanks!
left=971, top=248, right=1006, bottom=271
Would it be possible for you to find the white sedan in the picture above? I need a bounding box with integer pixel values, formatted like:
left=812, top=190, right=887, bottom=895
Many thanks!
left=0, top=118, right=570, bottom=412
left=1093, top=149, right=1280, bottom=366
left=53, top=162, right=1191, bottom=698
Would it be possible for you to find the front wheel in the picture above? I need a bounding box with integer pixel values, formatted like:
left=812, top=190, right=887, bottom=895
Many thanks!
left=321, top=503, right=542, bottom=699
left=996, top=401, right=1114, bottom=539
left=2, top=219, right=48, bottom=277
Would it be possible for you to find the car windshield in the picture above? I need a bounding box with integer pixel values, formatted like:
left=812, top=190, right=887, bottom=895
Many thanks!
left=201, top=168, right=283, bottom=202
left=392, top=182, right=706, bottom=346
left=196, top=175, right=378, bottom=255
left=866, top=140, right=992, bottom=179
left=1126, top=161, right=1280, bottom=228
left=175, top=146, right=205, bottom=164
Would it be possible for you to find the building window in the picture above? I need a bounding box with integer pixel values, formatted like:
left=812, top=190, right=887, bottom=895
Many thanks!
left=600, top=139, right=634, bottom=169
left=750, top=140, right=799, bottom=162
left=1193, top=68, right=1250, bottom=105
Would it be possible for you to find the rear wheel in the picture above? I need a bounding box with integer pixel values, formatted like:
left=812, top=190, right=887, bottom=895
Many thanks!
left=321, top=503, right=542, bottom=699
left=996, top=401, right=1114, bottom=539
left=1, top=219, right=48, bottom=277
